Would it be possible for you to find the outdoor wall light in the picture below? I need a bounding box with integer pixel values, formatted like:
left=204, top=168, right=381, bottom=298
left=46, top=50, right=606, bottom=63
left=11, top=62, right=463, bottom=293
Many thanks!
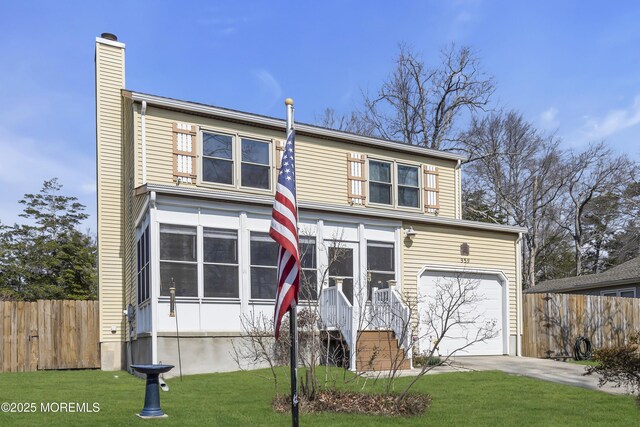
left=404, top=226, right=417, bottom=241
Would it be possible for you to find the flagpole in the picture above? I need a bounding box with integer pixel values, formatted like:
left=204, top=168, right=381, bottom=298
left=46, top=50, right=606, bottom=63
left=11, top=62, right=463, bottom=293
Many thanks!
left=285, top=97, right=299, bottom=427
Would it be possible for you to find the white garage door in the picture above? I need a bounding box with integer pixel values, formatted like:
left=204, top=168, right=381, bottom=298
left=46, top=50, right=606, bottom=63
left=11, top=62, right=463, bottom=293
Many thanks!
left=417, top=270, right=506, bottom=356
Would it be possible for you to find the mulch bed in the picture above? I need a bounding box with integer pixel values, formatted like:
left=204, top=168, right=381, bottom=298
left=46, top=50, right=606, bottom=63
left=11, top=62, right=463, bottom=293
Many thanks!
left=273, top=390, right=431, bottom=416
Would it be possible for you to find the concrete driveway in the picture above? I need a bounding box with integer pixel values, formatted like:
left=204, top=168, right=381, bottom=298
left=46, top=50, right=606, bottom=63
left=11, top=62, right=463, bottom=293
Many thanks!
left=448, top=356, right=628, bottom=395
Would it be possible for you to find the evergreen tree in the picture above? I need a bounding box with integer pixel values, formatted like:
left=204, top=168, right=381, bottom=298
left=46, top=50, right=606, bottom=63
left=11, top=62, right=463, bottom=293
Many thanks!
left=0, top=179, right=97, bottom=300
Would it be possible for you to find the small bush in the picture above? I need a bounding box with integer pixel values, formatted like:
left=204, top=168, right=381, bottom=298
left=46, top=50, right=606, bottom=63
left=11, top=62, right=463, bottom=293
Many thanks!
left=413, top=355, right=442, bottom=367
left=586, top=332, right=640, bottom=404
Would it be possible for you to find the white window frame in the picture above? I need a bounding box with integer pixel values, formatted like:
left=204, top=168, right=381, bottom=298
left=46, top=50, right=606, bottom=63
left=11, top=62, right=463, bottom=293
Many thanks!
left=396, top=163, right=421, bottom=209
left=600, top=288, right=636, bottom=297
left=367, top=158, right=422, bottom=211
left=199, top=127, right=274, bottom=193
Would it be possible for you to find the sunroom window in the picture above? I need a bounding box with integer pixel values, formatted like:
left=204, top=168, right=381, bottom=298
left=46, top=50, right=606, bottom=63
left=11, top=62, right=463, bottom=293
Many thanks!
left=159, top=225, right=198, bottom=297
left=203, top=228, right=239, bottom=298
left=300, top=237, right=317, bottom=301
left=367, top=241, right=395, bottom=299
left=136, top=225, right=150, bottom=304
left=250, top=232, right=278, bottom=299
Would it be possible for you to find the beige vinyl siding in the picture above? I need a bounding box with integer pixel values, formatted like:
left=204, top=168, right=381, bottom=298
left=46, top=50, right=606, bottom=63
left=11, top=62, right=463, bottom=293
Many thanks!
left=123, top=97, right=147, bottom=334
left=139, top=106, right=459, bottom=217
left=95, top=41, right=125, bottom=342
left=402, top=223, right=519, bottom=334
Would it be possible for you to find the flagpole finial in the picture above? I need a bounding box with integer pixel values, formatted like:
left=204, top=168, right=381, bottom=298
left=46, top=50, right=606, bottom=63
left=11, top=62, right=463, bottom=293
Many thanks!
left=285, top=98, right=294, bottom=106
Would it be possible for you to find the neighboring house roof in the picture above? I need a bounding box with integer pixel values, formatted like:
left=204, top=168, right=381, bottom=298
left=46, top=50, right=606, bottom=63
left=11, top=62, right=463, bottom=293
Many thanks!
left=125, top=90, right=469, bottom=162
left=526, top=256, right=640, bottom=293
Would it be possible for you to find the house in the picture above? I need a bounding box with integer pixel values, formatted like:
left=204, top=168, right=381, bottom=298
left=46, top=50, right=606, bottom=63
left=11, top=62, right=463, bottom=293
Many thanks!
left=526, top=256, right=640, bottom=298
left=95, top=34, right=526, bottom=374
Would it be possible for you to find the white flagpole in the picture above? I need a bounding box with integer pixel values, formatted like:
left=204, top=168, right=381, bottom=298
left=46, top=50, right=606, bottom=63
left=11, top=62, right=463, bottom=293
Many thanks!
left=285, top=97, right=299, bottom=427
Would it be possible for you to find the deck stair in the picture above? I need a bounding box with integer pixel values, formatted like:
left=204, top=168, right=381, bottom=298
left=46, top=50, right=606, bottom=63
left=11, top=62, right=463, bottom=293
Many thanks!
left=356, top=330, right=411, bottom=371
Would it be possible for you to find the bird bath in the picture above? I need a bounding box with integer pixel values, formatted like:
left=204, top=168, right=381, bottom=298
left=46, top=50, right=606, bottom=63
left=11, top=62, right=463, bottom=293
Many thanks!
left=130, top=364, right=174, bottom=418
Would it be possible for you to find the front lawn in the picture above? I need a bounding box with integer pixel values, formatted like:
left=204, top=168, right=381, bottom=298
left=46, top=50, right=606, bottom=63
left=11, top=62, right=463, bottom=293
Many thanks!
left=0, top=368, right=637, bottom=426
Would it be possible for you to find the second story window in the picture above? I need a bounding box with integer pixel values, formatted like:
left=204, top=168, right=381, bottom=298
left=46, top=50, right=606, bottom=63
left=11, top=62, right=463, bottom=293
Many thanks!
left=202, top=131, right=272, bottom=191
left=369, top=160, right=392, bottom=205
left=241, top=138, right=270, bottom=189
left=397, top=164, right=420, bottom=208
left=203, top=132, right=234, bottom=185
left=368, top=159, right=423, bottom=209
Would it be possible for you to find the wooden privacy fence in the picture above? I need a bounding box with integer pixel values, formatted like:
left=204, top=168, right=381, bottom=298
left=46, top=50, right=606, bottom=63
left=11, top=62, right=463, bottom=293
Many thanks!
left=522, top=293, right=640, bottom=358
left=0, top=300, right=100, bottom=372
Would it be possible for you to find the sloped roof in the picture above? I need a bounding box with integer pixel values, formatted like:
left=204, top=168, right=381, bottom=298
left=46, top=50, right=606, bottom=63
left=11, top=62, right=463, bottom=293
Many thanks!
left=525, top=256, right=640, bottom=293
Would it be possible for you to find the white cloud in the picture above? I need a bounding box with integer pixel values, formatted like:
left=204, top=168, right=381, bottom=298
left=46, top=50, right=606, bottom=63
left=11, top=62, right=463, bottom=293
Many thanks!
left=540, top=107, right=559, bottom=129
left=581, top=95, right=640, bottom=140
left=253, top=69, right=283, bottom=110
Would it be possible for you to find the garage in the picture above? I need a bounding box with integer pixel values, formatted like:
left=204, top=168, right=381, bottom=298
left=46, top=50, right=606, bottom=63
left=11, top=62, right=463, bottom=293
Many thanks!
left=417, top=269, right=508, bottom=356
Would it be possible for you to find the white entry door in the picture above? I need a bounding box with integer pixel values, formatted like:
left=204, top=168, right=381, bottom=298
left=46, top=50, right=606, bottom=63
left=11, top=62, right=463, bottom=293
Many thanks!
left=417, top=270, right=506, bottom=356
left=327, top=241, right=359, bottom=305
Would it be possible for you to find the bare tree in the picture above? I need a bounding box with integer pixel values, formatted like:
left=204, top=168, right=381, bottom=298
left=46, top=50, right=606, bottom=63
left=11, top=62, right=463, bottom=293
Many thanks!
left=559, top=142, right=631, bottom=275
left=231, top=311, right=291, bottom=398
left=361, top=43, right=494, bottom=149
left=315, top=108, right=376, bottom=136
left=367, top=272, right=500, bottom=400
left=462, top=111, right=566, bottom=287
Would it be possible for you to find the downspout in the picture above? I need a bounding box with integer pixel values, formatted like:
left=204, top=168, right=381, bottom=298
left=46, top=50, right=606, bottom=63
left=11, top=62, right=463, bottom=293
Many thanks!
left=141, top=101, right=147, bottom=184
left=150, top=191, right=158, bottom=363
left=516, top=232, right=523, bottom=356
left=454, top=159, right=462, bottom=219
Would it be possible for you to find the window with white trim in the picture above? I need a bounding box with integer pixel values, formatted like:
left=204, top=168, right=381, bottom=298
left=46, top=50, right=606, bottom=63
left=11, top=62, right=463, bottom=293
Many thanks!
left=159, top=225, right=198, bottom=297
left=250, top=232, right=278, bottom=299
left=136, top=225, right=150, bottom=304
left=202, top=132, right=234, bottom=185
left=397, top=164, right=420, bottom=208
left=241, top=138, right=270, bottom=189
left=300, top=236, right=317, bottom=301
left=202, top=131, right=272, bottom=190
left=369, top=160, right=392, bottom=205
left=368, top=159, right=422, bottom=208
left=367, top=241, right=395, bottom=300
left=203, top=228, right=239, bottom=298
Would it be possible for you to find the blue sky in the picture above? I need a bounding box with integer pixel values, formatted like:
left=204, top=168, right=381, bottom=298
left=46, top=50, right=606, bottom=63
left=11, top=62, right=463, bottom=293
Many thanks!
left=1, top=1, right=639, bottom=230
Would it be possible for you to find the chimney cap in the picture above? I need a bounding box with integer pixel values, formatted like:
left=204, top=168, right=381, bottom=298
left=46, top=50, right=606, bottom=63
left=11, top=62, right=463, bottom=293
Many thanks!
left=100, top=33, right=118, bottom=41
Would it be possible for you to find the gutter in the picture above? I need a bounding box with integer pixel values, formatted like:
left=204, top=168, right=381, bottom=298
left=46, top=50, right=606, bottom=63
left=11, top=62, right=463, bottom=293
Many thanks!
left=455, top=159, right=462, bottom=219
left=526, top=277, right=640, bottom=294
left=516, top=232, right=523, bottom=357
left=127, top=91, right=468, bottom=163
left=138, top=183, right=528, bottom=234
left=141, top=100, right=147, bottom=184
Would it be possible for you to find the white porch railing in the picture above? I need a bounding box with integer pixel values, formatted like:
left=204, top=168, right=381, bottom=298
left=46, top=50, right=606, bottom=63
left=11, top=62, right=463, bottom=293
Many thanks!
left=319, top=280, right=354, bottom=351
left=372, top=284, right=412, bottom=358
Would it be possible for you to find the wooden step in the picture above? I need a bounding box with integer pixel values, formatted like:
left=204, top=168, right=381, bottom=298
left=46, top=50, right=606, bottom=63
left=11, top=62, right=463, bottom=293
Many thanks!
left=355, top=330, right=411, bottom=371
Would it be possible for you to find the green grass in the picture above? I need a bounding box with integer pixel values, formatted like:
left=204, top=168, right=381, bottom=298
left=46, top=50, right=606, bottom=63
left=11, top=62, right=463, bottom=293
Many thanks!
left=0, top=368, right=638, bottom=426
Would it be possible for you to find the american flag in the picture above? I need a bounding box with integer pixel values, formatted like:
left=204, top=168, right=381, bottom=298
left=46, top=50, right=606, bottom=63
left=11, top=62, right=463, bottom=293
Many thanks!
left=270, top=128, right=300, bottom=339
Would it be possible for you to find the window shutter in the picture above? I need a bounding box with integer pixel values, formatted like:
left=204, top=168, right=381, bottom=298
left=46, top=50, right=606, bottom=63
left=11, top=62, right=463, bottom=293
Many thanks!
left=173, top=122, right=197, bottom=183
left=424, top=165, right=439, bottom=213
left=275, top=139, right=285, bottom=170
left=347, top=153, right=366, bottom=205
